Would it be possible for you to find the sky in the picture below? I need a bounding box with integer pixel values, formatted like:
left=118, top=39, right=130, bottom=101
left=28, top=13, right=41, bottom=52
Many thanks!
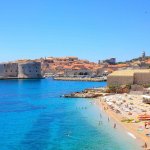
left=0, top=0, right=150, bottom=62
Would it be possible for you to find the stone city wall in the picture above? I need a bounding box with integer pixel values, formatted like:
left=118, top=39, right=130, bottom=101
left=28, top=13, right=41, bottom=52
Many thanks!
left=0, top=62, right=42, bottom=79
left=0, top=63, right=18, bottom=78
left=108, top=70, right=150, bottom=86
left=107, top=75, right=134, bottom=86
left=134, top=72, right=150, bottom=85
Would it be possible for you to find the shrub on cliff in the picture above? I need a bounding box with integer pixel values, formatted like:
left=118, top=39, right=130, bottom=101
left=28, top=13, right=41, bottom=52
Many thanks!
left=142, top=84, right=150, bottom=88
left=107, top=85, right=130, bottom=94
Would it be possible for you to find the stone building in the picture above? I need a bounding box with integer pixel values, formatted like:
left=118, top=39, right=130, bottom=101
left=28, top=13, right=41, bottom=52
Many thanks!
left=95, top=67, right=113, bottom=76
left=102, top=58, right=116, bottom=65
left=0, top=61, right=42, bottom=79
left=64, top=69, right=92, bottom=77
left=107, top=69, right=150, bottom=86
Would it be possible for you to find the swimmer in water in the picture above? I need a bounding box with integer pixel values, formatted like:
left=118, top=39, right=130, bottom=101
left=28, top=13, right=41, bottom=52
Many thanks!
left=114, top=123, right=116, bottom=129
left=100, top=113, right=102, bottom=118
left=98, top=121, right=103, bottom=125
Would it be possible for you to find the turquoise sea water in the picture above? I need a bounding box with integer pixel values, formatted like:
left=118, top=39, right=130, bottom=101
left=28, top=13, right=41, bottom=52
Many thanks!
left=0, top=79, right=141, bottom=150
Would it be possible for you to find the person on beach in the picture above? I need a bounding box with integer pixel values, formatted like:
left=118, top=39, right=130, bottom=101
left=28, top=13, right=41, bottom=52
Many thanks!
left=144, top=122, right=149, bottom=129
left=142, top=142, right=147, bottom=149
left=145, top=122, right=147, bottom=129
left=108, top=117, right=110, bottom=122
left=114, top=123, right=116, bottom=129
left=144, top=142, right=147, bottom=149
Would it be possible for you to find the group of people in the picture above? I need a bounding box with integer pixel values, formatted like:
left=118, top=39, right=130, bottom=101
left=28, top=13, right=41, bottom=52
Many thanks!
left=98, top=113, right=117, bottom=129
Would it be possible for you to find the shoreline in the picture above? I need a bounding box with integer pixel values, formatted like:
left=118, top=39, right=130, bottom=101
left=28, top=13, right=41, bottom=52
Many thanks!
left=53, top=77, right=107, bottom=82
left=0, top=77, right=44, bottom=80
left=96, top=97, right=150, bottom=149
left=61, top=81, right=150, bottom=149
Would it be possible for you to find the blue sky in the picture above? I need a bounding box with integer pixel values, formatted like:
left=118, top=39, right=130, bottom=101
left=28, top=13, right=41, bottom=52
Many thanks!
left=0, top=0, right=150, bottom=62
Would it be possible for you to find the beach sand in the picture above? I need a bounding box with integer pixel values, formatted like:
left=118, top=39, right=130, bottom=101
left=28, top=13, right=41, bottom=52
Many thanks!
left=95, top=95, right=150, bottom=150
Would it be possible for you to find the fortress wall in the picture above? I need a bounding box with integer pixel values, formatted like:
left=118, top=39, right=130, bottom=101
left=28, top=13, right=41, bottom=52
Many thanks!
left=4, top=63, right=18, bottom=77
left=18, top=62, right=42, bottom=78
left=108, top=70, right=150, bottom=86
left=107, top=75, right=134, bottom=86
left=134, top=72, right=150, bottom=85
left=0, top=64, right=6, bottom=77
left=0, top=63, right=18, bottom=78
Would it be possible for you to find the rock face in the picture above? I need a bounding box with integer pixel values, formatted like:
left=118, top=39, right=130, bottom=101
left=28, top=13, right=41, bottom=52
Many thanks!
left=18, top=62, right=42, bottom=78
left=63, top=88, right=107, bottom=98
left=0, top=62, right=42, bottom=79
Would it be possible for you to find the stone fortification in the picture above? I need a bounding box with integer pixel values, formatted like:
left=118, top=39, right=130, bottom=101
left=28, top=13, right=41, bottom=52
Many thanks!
left=134, top=72, right=150, bottom=85
left=0, top=62, right=42, bottom=79
left=18, top=62, right=42, bottom=78
left=0, top=63, right=18, bottom=78
left=108, top=69, right=150, bottom=86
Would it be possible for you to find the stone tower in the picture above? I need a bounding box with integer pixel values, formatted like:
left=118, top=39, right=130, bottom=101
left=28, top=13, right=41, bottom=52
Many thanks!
left=142, top=51, right=146, bottom=60
left=18, top=62, right=42, bottom=78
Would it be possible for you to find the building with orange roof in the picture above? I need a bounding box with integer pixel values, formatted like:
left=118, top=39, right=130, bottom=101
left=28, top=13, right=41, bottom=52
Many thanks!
left=145, top=59, right=150, bottom=65
left=41, top=56, right=115, bottom=77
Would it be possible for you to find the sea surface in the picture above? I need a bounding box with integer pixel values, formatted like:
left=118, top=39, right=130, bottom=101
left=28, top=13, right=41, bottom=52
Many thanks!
left=0, top=79, right=141, bottom=150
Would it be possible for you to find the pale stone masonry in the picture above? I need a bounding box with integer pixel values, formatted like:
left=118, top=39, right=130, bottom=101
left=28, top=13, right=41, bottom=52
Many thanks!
left=107, top=69, right=150, bottom=86
left=18, top=62, right=42, bottom=78
left=0, top=63, right=18, bottom=78
left=0, top=62, right=42, bottom=79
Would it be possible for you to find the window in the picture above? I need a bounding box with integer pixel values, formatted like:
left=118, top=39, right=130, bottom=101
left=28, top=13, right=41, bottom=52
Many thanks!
left=79, top=72, right=83, bottom=75
left=84, top=72, right=88, bottom=75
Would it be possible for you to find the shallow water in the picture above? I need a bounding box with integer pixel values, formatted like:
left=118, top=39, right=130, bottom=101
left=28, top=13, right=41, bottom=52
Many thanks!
left=0, top=79, right=141, bottom=150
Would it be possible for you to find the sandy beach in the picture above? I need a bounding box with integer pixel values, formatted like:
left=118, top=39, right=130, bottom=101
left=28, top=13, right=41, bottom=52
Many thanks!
left=95, top=94, right=150, bottom=149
